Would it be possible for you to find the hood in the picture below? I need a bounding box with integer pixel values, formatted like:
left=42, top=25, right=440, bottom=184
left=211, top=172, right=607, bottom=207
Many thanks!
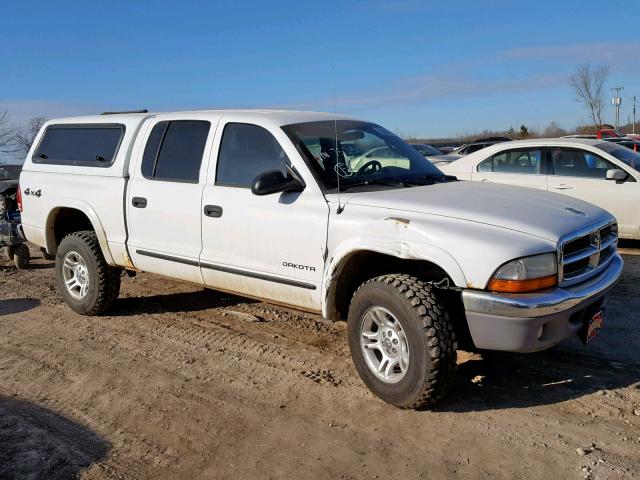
left=336, top=181, right=612, bottom=242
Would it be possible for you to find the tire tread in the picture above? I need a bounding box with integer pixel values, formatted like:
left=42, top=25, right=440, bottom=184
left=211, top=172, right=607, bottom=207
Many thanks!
left=352, top=273, right=457, bottom=409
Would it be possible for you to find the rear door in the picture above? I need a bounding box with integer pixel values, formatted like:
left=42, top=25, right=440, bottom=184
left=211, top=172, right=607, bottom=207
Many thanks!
left=126, top=114, right=219, bottom=284
left=472, top=147, right=547, bottom=190
left=547, top=147, right=638, bottom=237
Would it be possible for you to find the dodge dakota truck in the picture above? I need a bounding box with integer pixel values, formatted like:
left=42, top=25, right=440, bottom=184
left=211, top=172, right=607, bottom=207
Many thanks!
left=19, top=109, right=623, bottom=408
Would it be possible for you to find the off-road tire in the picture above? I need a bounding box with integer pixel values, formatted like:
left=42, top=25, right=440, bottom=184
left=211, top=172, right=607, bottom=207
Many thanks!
left=13, top=244, right=30, bottom=269
left=55, top=230, right=120, bottom=315
left=348, top=274, right=457, bottom=409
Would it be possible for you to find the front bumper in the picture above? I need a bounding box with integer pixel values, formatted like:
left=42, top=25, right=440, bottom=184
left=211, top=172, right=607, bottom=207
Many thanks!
left=462, top=253, right=624, bottom=352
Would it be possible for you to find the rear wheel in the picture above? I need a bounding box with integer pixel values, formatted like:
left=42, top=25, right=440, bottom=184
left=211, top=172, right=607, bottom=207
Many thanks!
left=13, top=244, right=30, bottom=269
left=55, top=231, right=120, bottom=315
left=347, top=274, right=457, bottom=409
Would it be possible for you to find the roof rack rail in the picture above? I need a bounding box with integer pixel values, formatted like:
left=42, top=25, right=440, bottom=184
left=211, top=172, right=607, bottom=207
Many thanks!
left=100, top=109, right=149, bottom=115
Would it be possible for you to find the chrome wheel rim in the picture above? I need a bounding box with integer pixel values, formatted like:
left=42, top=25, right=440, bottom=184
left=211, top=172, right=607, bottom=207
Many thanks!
left=62, top=251, right=89, bottom=300
left=360, top=306, right=410, bottom=383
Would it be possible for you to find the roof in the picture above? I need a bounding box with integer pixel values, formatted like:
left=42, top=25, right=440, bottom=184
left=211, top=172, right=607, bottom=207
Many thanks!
left=440, top=137, right=615, bottom=172
left=470, top=137, right=607, bottom=149
left=43, top=109, right=358, bottom=127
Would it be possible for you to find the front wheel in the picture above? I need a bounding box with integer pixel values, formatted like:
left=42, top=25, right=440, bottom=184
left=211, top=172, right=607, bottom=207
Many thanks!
left=347, top=274, right=457, bottom=409
left=55, top=230, right=121, bottom=315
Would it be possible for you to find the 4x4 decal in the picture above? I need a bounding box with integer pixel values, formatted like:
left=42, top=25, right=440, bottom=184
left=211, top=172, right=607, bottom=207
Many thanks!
left=23, top=188, right=42, bottom=198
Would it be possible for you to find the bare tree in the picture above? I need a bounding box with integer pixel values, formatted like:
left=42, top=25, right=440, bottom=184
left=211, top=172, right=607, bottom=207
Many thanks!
left=570, top=64, right=609, bottom=132
left=14, top=116, right=47, bottom=155
left=0, top=109, right=16, bottom=154
left=543, top=121, right=567, bottom=138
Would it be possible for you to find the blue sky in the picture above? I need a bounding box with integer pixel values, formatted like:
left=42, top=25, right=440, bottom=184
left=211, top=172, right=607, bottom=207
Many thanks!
left=1, top=0, right=639, bottom=138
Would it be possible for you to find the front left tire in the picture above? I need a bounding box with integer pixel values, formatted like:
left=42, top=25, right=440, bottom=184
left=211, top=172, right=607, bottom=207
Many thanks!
left=347, top=274, right=458, bottom=409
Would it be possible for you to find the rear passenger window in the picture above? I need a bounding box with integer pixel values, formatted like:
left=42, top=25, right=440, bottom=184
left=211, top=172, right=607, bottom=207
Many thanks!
left=215, top=123, right=289, bottom=187
left=478, top=149, right=542, bottom=174
left=141, top=120, right=210, bottom=182
left=34, top=125, right=124, bottom=166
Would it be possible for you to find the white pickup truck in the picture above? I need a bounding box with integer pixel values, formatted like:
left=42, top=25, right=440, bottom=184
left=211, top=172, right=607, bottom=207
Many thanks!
left=19, top=109, right=623, bottom=408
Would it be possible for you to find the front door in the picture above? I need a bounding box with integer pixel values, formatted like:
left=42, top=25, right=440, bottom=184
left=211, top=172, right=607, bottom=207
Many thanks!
left=127, top=115, right=219, bottom=284
left=200, top=119, right=329, bottom=311
left=547, top=147, right=638, bottom=237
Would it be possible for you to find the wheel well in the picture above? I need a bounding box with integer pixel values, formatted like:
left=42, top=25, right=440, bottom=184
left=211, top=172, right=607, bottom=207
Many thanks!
left=328, top=251, right=473, bottom=348
left=49, top=208, right=94, bottom=253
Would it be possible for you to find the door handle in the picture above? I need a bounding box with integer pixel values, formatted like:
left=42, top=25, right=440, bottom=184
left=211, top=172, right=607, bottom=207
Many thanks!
left=132, top=197, right=147, bottom=208
left=204, top=205, right=223, bottom=218
left=550, top=184, right=573, bottom=190
left=480, top=178, right=489, bottom=182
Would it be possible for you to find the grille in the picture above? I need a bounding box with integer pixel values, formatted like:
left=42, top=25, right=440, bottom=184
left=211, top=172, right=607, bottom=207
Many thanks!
left=559, top=222, right=618, bottom=286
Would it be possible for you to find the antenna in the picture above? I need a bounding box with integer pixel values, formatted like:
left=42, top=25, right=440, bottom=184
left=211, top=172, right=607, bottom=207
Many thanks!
left=333, top=65, right=344, bottom=214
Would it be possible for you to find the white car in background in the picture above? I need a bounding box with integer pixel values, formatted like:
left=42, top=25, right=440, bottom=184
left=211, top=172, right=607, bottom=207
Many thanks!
left=440, top=138, right=640, bottom=239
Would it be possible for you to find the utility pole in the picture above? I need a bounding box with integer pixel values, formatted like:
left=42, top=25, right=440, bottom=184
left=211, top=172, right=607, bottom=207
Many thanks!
left=612, top=86, right=623, bottom=130
left=633, top=95, right=637, bottom=134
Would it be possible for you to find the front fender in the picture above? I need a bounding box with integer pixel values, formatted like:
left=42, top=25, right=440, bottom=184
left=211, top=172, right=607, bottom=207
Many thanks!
left=321, top=235, right=466, bottom=319
left=45, top=199, right=115, bottom=265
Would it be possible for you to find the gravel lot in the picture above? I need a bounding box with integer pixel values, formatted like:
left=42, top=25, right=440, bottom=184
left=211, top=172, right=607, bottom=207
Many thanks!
left=1, top=248, right=639, bottom=479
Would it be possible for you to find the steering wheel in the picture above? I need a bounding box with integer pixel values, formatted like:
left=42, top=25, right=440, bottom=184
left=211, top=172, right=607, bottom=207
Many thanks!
left=356, top=160, right=382, bottom=175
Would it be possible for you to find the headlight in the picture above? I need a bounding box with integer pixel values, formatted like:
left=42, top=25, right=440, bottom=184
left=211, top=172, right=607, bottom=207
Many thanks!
left=487, top=253, right=558, bottom=293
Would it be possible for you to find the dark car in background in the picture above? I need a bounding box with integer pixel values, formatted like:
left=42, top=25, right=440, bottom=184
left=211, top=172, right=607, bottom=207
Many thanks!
left=0, top=163, right=30, bottom=268
left=409, top=143, right=444, bottom=156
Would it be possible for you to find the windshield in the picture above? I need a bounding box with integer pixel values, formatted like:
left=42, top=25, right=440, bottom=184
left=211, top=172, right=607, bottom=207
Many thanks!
left=282, top=120, right=448, bottom=191
left=596, top=142, right=640, bottom=171
left=412, top=144, right=442, bottom=156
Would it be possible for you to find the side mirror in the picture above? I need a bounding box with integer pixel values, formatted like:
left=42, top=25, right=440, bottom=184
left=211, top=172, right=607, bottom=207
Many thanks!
left=605, top=168, right=628, bottom=181
left=251, top=170, right=305, bottom=196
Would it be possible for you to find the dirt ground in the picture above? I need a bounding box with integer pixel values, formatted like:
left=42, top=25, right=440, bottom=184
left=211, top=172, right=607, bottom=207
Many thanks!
left=0, top=247, right=639, bottom=480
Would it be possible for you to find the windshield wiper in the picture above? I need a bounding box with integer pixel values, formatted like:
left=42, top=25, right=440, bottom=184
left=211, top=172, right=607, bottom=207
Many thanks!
left=420, top=173, right=457, bottom=182
left=339, top=174, right=456, bottom=192
left=340, top=178, right=415, bottom=191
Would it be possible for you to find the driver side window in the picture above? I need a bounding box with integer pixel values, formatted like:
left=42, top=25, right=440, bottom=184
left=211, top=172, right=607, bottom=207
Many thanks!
left=550, top=148, right=618, bottom=179
left=215, top=123, right=289, bottom=187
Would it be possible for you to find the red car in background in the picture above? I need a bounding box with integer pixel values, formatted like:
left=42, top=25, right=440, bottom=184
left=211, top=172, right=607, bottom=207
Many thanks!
left=597, top=128, right=626, bottom=139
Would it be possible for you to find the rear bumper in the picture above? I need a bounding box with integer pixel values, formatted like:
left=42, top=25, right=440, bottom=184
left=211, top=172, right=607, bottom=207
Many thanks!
left=462, top=253, right=623, bottom=352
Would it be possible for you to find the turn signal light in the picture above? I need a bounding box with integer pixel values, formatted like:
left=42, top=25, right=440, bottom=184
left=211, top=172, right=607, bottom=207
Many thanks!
left=488, top=274, right=557, bottom=293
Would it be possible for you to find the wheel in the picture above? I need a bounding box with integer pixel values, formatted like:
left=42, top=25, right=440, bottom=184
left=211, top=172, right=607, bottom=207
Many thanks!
left=347, top=274, right=457, bottom=409
left=3, top=246, right=13, bottom=260
left=13, top=243, right=30, bottom=269
left=55, top=230, right=121, bottom=315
